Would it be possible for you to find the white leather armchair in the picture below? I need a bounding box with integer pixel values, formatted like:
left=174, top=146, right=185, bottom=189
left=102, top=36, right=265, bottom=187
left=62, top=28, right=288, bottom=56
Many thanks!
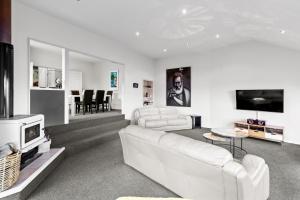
left=119, top=125, right=270, bottom=200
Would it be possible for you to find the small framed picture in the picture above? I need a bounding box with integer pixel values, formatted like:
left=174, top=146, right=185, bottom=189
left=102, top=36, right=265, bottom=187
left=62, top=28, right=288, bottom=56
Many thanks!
left=133, top=83, right=139, bottom=88
left=110, top=71, right=119, bottom=90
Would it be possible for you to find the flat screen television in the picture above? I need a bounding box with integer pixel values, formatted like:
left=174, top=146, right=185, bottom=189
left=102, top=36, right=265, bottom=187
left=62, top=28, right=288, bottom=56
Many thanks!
left=236, top=90, right=284, bottom=113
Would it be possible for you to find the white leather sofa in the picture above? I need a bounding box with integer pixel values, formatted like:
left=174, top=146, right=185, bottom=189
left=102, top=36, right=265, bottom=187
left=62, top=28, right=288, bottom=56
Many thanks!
left=119, top=125, right=270, bottom=200
left=133, top=107, right=192, bottom=131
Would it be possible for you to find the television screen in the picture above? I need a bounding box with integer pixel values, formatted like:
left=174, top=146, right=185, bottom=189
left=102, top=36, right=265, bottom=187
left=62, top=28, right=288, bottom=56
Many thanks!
left=236, top=90, right=284, bottom=113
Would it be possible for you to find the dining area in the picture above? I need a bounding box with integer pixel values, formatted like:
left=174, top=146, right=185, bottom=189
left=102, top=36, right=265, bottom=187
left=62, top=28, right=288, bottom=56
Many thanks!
left=69, top=90, right=114, bottom=117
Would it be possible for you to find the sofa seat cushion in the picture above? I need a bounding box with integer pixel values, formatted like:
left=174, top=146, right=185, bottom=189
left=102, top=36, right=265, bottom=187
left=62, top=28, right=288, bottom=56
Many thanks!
left=160, top=133, right=233, bottom=166
left=160, top=114, right=179, bottom=120
left=140, top=115, right=160, bottom=120
left=167, top=118, right=187, bottom=126
left=145, top=119, right=168, bottom=128
left=124, top=125, right=166, bottom=143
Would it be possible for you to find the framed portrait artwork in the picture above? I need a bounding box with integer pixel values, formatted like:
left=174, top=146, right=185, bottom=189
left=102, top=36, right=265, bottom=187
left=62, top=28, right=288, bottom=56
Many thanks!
left=110, top=70, right=119, bottom=90
left=166, top=67, right=191, bottom=107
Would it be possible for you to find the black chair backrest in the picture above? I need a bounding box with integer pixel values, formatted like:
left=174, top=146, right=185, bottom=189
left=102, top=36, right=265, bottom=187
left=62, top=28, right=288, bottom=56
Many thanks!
left=106, top=91, right=113, bottom=98
left=71, top=90, right=80, bottom=95
left=83, top=90, right=94, bottom=104
left=95, top=90, right=105, bottom=104
left=74, top=97, right=80, bottom=103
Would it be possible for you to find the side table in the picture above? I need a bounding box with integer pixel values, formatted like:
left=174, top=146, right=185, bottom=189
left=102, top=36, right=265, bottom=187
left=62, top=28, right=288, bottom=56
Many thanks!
left=190, top=115, right=201, bottom=129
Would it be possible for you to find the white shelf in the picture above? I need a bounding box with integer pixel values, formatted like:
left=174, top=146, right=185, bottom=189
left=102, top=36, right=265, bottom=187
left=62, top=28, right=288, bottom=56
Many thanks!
left=30, top=87, right=64, bottom=91
left=265, top=132, right=283, bottom=142
left=0, top=148, right=65, bottom=198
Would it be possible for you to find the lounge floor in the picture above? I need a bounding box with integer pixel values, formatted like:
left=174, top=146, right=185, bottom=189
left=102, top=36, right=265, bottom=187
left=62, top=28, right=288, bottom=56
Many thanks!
left=28, top=128, right=300, bottom=200
left=69, top=110, right=122, bottom=123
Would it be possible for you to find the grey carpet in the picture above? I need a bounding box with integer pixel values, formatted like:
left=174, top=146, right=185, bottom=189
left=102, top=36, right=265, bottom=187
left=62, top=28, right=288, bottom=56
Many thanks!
left=69, top=111, right=122, bottom=123
left=28, top=128, right=300, bottom=200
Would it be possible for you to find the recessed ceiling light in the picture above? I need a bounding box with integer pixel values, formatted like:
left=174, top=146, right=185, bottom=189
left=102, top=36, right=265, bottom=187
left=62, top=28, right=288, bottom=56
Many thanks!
left=135, top=32, right=140, bottom=37
left=186, top=42, right=190, bottom=48
left=182, top=9, right=187, bottom=15
left=280, top=30, right=286, bottom=34
left=163, top=49, right=167, bottom=52
left=215, top=34, right=220, bottom=39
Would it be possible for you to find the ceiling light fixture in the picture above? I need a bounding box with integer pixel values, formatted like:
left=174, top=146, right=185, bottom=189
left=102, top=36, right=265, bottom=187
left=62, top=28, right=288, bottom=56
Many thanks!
left=182, top=9, right=187, bottom=15
left=186, top=42, right=190, bottom=48
left=163, top=49, right=167, bottom=52
left=215, top=34, right=220, bottom=39
left=280, top=30, right=286, bottom=34
left=135, top=32, right=140, bottom=37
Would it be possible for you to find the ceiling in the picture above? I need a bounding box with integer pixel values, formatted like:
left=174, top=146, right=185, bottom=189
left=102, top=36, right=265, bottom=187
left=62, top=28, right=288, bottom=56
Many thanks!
left=19, top=0, right=300, bottom=58
left=30, top=40, right=62, bottom=55
left=69, top=51, right=107, bottom=64
left=30, top=40, right=112, bottom=64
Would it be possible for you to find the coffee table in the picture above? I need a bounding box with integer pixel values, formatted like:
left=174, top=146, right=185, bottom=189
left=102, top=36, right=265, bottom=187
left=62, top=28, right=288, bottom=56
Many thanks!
left=211, top=128, right=249, bottom=157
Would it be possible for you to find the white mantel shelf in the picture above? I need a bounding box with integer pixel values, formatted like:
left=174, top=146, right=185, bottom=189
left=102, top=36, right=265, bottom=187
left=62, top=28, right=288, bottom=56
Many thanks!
left=0, top=148, right=65, bottom=199
left=30, top=87, right=65, bottom=91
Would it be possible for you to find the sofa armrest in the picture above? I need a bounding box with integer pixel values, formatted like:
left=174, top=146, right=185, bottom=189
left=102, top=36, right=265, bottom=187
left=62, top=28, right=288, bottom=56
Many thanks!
left=177, top=114, right=186, bottom=119
left=223, top=161, right=254, bottom=200
left=242, top=155, right=266, bottom=182
left=138, top=118, right=146, bottom=127
left=242, top=155, right=269, bottom=200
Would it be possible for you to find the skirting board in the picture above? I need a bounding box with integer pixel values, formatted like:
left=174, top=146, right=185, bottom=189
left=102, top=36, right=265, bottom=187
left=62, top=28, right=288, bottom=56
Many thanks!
left=0, top=148, right=65, bottom=200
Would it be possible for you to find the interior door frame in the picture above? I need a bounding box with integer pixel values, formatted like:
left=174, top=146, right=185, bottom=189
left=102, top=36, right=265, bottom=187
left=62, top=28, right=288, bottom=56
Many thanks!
left=27, top=37, right=126, bottom=125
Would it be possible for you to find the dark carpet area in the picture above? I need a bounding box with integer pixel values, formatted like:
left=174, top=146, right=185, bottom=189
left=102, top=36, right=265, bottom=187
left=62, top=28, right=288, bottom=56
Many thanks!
left=28, top=128, right=300, bottom=200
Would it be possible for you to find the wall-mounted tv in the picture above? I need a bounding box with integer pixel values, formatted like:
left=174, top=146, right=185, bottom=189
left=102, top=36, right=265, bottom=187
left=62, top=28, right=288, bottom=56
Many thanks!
left=236, top=90, right=284, bottom=113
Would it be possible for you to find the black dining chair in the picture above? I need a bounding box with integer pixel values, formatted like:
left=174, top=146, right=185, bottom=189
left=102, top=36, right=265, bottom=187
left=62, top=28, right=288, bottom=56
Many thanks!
left=93, top=90, right=105, bottom=113
left=104, top=91, right=113, bottom=111
left=72, top=90, right=81, bottom=114
left=76, top=90, right=94, bottom=115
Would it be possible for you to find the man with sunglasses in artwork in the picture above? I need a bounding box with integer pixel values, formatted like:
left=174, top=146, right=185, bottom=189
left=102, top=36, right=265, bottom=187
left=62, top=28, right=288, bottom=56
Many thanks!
left=167, top=71, right=191, bottom=107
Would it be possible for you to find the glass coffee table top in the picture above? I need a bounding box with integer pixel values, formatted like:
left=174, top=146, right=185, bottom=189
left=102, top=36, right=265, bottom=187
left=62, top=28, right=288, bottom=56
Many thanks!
left=211, top=128, right=249, bottom=138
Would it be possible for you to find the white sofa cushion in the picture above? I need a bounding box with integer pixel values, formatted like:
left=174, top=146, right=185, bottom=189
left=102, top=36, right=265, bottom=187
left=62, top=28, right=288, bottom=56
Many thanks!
left=167, top=118, right=187, bottom=126
left=140, top=115, right=161, bottom=121
left=160, top=114, right=179, bottom=120
left=145, top=119, right=168, bottom=128
left=124, top=125, right=166, bottom=143
left=159, top=133, right=233, bottom=166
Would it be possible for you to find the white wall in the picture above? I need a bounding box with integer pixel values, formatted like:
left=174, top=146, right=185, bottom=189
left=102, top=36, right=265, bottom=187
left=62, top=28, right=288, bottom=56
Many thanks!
left=93, top=62, right=121, bottom=91
left=69, top=58, right=95, bottom=90
left=30, top=46, right=62, bottom=69
left=93, top=61, right=124, bottom=109
left=155, top=41, right=300, bottom=145
left=12, top=1, right=154, bottom=119
left=155, top=53, right=212, bottom=128
left=68, top=70, right=82, bottom=92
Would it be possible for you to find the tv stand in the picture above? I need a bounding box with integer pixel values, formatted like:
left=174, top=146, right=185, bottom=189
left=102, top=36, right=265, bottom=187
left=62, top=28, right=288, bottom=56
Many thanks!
left=234, top=121, right=283, bottom=143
